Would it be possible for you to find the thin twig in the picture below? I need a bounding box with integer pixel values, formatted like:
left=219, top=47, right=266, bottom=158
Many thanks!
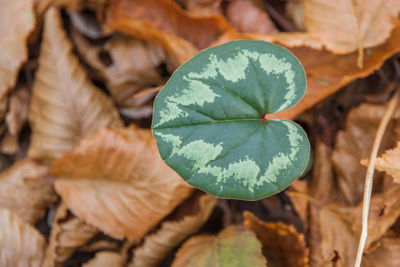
left=354, top=88, right=399, bottom=267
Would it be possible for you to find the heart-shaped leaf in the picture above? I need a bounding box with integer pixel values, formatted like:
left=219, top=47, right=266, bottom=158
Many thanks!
left=152, top=40, right=310, bottom=200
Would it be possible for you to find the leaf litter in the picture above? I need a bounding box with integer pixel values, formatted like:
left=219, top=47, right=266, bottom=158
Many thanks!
left=0, top=0, right=400, bottom=265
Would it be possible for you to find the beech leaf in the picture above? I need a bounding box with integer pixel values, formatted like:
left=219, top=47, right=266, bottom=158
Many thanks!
left=0, top=208, right=46, bottom=267
left=0, top=0, right=35, bottom=100
left=50, top=125, right=193, bottom=240
left=28, top=7, right=123, bottom=163
left=0, top=159, right=56, bottom=224
left=171, top=225, right=267, bottom=267
left=131, top=192, right=217, bottom=267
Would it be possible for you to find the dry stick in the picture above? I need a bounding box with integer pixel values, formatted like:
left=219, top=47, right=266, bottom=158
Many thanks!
left=354, top=89, right=399, bottom=267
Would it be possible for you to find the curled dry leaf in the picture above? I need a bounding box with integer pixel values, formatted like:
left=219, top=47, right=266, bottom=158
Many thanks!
left=0, top=208, right=46, bottom=267
left=43, top=203, right=98, bottom=267
left=172, top=225, right=267, bottom=267
left=0, top=159, right=56, bottom=224
left=50, top=125, right=193, bottom=240
left=243, top=211, right=309, bottom=267
left=103, top=0, right=232, bottom=49
left=304, top=0, right=400, bottom=54
left=331, top=104, right=400, bottom=205
left=0, top=0, right=35, bottom=101
left=6, top=87, right=30, bottom=136
left=28, top=7, right=123, bottom=163
left=83, top=251, right=125, bottom=267
left=362, top=141, right=400, bottom=183
left=286, top=0, right=304, bottom=30
left=72, top=30, right=165, bottom=118
left=131, top=192, right=217, bottom=267
left=226, top=0, right=277, bottom=34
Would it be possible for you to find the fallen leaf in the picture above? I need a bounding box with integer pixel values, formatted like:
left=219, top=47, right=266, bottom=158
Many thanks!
left=171, top=225, right=267, bottom=267
left=286, top=0, right=305, bottom=30
left=28, top=7, right=123, bottom=163
left=243, top=211, right=309, bottom=267
left=304, top=0, right=400, bottom=54
left=102, top=0, right=232, bottom=49
left=331, top=103, right=400, bottom=205
left=0, top=159, right=56, bottom=224
left=362, top=141, right=400, bottom=183
left=0, top=133, right=19, bottom=155
left=349, top=183, right=400, bottom=251
left=226, top=0, right=277, bottom=34
left=130, top=192, right=217, bottom=267
left=287, top=179, right=310, bottom=226
left=50, top=125, right=193, bottom=240
left=0, top=207, right=46, bottom=267
left=363, top=232, right=400, bottom=267
left=309, top=205, right=358, bottom=267
left=43, top=203, right=98, bottom=267
left=213, top=25, right=400, bottom=121
left=182, top=0, right=222, bottom=15
left=83, top=251, right=125, bottom=267
left=0, top=0, right=35, bottom=101
left=72, top=29, right=165, bottom=118
left=5, top=87, right=30, bottom=137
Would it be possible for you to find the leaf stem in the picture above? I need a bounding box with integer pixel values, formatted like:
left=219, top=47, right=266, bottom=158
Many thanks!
left=354, top=88, right=399, bottom=267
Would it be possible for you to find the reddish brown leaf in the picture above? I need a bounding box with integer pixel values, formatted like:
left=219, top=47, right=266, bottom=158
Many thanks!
left=243, top=211, right=309, bottom=267
left=50, top=126, right=193, bottom=240
left=103, top=0, right=232, bottom=49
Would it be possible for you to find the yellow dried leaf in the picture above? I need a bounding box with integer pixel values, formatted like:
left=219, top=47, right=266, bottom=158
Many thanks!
left=0, top=159, right=56, bottom=224
left=0, top=0, right=35, bottom=100
left=243, top=211, right=309, bottom=267
left=50, top=125, right=193, bottom=240
left=0, top=208, right=46, bottom=267
left=172, top=225, right=267, bottom=267
left=131, top=192, right=217, bottom=267
left=83, top=251, right=125, bottom=267
left=28, top=7, right=122, bottom=163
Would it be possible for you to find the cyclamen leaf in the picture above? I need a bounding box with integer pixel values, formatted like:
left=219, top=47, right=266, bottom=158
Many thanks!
left=152, top=40, right=310, bottom=200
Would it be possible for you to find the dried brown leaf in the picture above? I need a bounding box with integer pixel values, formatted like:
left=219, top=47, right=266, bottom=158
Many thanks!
left=363, top=141, right=400, bottom=183
left=309, top=205, right=358, bottom=267
left=213, top=25, right=400, bottom=121
left=0, top=0, right=35, bottom=100
left=226, top=0, right=277, bottom=34
left=28, top=7, right=122, bottom=163
left=304, top=0, right=400, bottom=54
left=131, top=192, right=217, bottom=267
left=83, top=251, right=125, bottom=267
left=172, top=225, right=267, bottom=267
left=243, top=211, right=309, bottom=267
left=6, top=87, right=30, bottom=136
left=0, top=159, right=56, bottom=224
left=182, top=0, right=222, bottom=15
left=362, top=232, right=400, bottom=267
left=103, top=0, right=232, bottom=49
left=50, top=125, right=193, bottom=240
left=349, top=184, right=400, bottom=251
left=72, top=30, right=165, bottom=118
left=331, top=104, right=400, bottom=205
left=0, top=208, right=47, bottom=267
left=43, top=203, right=98, bottom=267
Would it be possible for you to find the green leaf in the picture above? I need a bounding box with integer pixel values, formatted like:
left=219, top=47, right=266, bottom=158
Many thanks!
left=152, top=40, right=310, bottom=200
